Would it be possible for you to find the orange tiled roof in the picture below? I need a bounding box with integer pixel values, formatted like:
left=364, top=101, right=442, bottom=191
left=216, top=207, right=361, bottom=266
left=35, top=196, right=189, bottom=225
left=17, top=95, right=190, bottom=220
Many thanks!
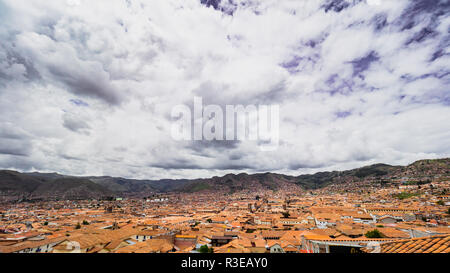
left=377, top=235, right=450, bottom=253
left=114, top=239, right=174, bottom=253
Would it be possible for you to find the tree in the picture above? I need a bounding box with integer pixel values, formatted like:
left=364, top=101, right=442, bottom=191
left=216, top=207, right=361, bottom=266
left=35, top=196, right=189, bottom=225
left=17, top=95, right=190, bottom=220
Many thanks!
left=365, top=229, right=384, bottom=238
left=43, top=221, right=48, bottom=226
left=206, top=218, right=212, bottom=223
left=199, top=245, right=213, bottom=253
left=436, top=200, right=445, bottom=206
left=82, top=220, right=90, bottom=225
left=281, top=211, right=290, bottom=218
left=75, top=223, right=81, bottom=229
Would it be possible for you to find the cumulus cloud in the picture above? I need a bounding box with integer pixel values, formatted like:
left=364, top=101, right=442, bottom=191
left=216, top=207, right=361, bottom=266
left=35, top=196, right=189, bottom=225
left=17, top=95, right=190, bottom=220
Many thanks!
left=0, top=122, right=32, bottom=156
left=0, top=0, right=449, bottom=179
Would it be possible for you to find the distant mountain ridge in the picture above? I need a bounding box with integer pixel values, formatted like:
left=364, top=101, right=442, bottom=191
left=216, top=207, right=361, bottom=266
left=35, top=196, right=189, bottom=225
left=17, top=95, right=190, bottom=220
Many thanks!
left=0, top=170, right=113, bottom=201
left=0, top=158, right=448, bottom=201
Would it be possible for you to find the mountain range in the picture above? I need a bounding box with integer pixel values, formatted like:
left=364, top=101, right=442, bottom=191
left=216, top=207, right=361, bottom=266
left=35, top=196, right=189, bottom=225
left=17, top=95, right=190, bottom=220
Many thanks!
left=0, top=158, right=448, bottom=201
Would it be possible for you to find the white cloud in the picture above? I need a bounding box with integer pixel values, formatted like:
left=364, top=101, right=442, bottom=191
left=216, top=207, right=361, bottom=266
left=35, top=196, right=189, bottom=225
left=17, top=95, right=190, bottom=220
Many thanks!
left=0, top=0, right=448, bottom=179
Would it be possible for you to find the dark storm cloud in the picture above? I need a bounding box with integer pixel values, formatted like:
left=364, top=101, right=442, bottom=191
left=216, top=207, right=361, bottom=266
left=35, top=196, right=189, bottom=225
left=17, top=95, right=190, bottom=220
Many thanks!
left=288, top=162, right=327, bottom=171
left=350, top=51, right=379, bottom=76
left=322, top=0, right=362, bottom=13
left=151, top=158, right=253, bottom=171
left=0, top=125, right=32, bottom=157
left=280, top=56, right=303, bottom=72
left=335, top=110, right=352, bottom=119
left=200, top=0, right=238, bottom=16
left=150, top=158, right=203, bottom=170
left=400, top=71, right=450, bottom=83
left=406, top=27, right=439, bottom=45
left=59, top=153, right=84, bottom=161
left=70, top=99, right=89, bottom=107
left=253, top=79, right=291, bottom=104
left=150, top=140, right=255, bottom=171
left=0, top=48, right=42, bottom=82
left=210, top=162, right=253, bottom=170
left=228, top=153, right=243, bottom=161
left=47, top=64, right=122, bottom=105
left=0, top=140, right=31, bottom=156
left=0, top=156, right=42, bottom=171
left=430, top=48, right=448, bottom=62
left=399, top=0, right=450, bottom=30
left=192, top=78, right=292, bottom=107
left=191, top=81, right=230, bottom=105
left=0, top=124, right=26, bottom=139
left=200, top=0, right=221, bottom=9
left=62, top=113, right=91, bottom=135
left=371, top=13, right=388, bottom=31
left=0, top=10, right=124, bottom=106
left=322, top=74, right=354, bottom=96
left=188, top=140, right=240, bottom=153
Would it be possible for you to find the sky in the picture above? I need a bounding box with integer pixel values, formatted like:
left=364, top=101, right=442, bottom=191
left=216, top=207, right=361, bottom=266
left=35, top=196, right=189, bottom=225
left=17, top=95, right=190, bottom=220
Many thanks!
left=0, top=0, right=449, bottom=180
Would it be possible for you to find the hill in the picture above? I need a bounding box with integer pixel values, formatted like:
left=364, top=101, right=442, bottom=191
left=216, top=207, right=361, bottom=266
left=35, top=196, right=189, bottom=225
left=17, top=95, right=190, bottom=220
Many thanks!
left=176, top=172, right=300, bottom=194
left=0, top=158, right=448, bottom=200
left=0, top=170, right=43, bottom=194
left=0, top=171, right=112, bottom=201
left=31, top=177, right=113, bottom=200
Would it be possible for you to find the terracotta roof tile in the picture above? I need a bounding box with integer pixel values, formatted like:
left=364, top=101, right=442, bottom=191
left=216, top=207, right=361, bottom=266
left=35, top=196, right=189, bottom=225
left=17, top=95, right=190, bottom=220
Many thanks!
left=377, top=234, right=449, bottom=253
